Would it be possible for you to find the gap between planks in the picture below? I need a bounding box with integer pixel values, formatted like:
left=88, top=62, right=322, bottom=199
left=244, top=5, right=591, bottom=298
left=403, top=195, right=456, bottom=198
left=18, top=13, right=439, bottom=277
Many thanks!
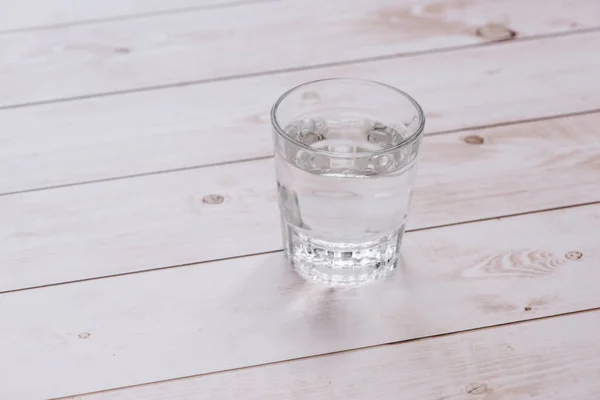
left=3, top=199, right=599, bottom=296
left=54, top=306, right=600, bottom=400
left=0, top=0, right=278, bottom=36
left=2, top=25, right=600, bottom=111
left=2, top=107, right=600, bottom=198
left=2, top=0, right=600, bottom=108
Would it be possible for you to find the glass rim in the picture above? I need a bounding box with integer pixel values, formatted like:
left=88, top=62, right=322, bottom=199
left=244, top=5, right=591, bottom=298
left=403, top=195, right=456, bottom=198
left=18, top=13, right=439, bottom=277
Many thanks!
left=270, top=78, right=426, bottom=157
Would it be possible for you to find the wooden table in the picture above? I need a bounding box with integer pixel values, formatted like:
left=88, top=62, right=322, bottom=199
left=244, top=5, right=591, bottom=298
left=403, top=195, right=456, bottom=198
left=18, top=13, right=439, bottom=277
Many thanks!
left=2, top=0, right=599, bottom=398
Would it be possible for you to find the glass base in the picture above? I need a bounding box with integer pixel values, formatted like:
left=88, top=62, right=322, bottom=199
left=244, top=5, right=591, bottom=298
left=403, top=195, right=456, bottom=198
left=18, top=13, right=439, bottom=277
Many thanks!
left=283, top=223, right=404, bottom=285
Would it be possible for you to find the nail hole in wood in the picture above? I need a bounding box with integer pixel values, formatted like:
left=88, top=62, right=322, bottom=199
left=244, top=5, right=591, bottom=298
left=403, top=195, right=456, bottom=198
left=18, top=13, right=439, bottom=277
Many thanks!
left=524, top=306, right=532, bottom=312
left=464, top=135, right=484, bottom=145
left=566, top=251, right=583, bottom=260
left=202, top=194, right=225, bottom=204
left=475, top=23, right=517, bottom=41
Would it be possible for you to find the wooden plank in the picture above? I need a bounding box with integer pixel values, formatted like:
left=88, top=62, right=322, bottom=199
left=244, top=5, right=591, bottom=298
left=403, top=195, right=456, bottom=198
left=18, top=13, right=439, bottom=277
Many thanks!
left=66, top=310, right=600, bottom=400
left=2, top=112, right=599, bottom=292
left=0, top=0, right=599, bottom=107
left=0, top=0, right=262, bottom=32
left=2, top=32, right=600, bottom=195
left=2, top=204, right=599, bottom=399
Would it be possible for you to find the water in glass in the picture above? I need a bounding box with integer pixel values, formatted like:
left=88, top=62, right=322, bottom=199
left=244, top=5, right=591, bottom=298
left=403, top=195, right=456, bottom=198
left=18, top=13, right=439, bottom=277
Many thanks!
left=276, top=114, right=419, bottom=285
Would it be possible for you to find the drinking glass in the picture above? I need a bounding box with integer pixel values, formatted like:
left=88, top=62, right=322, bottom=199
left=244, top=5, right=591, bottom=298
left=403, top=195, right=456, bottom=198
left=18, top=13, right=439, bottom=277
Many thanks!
left=271, top=78, right=425, bottom=285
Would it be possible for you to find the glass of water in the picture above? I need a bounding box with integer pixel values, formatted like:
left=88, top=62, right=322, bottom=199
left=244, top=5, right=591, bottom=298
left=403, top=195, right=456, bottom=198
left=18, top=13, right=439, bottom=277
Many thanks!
left=271, top=78, right=425, bottom=285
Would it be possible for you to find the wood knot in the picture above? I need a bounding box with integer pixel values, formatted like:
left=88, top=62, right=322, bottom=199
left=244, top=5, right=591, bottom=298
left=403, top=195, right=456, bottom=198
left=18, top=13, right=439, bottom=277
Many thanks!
left=202, top=194, right=225, bottom=204
left=78, top=332, right=91, bottom=339
left=566, top=251, right=583, bottom=260
left=465, top=382, right=490, bottom=395
left=301, top=91, right=321, bottom=101
left=464, top=135, right=484, bottom=145
left=114, top=47, right=131, bottom=54
left=463, top=249, right=565, bottom=279
left=476, top=23, right=517, bottom=41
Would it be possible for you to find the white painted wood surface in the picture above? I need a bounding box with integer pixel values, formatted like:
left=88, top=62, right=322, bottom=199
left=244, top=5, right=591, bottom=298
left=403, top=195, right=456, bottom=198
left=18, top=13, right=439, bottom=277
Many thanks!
left=0, top=0, right=599, bottom=107
left=2, top=32, right=600, bottom=194
left=0, top=0, right=264, bottom=32
left=68, top=310, right=600, bottom=400
left=2, top=1, right=599, bottom=399
left=2, top=204, right=598, bottom=399
left=3, top=112, right=600, bottom=292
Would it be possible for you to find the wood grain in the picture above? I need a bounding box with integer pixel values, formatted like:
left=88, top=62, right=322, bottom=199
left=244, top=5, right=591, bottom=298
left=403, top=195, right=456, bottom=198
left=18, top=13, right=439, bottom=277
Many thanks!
left=0, top=0, right=264, bottom=32
left=2, top=204, right=598, bottom=399
left=0, top=0, right=599, bottom=107
left=2, top=31, right=600, bottom=194
left=3, top=112, right=599, bottom=292
left=65, top=310, right=600, bottom=400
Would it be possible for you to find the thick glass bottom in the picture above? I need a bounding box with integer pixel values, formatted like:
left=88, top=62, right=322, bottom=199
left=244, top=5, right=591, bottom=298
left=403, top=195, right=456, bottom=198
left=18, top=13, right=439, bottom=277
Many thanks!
left=283, top=222, right=404, bottom=285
